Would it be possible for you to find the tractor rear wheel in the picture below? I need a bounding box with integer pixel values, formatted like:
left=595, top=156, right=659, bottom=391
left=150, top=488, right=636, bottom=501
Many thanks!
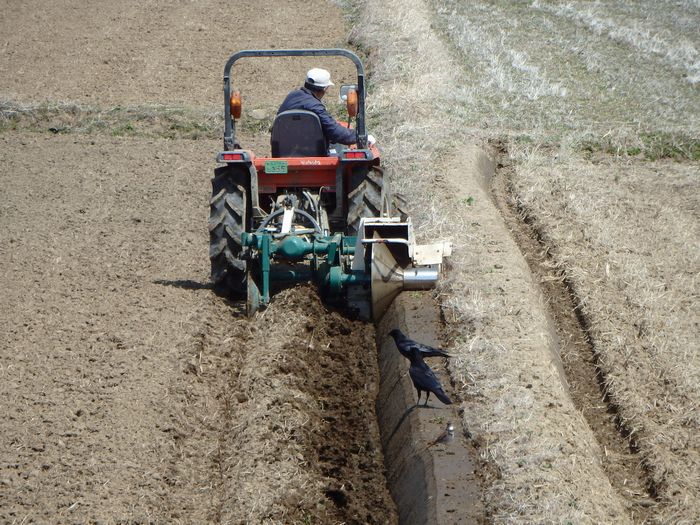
left=209, top=166, right=248, bottom=295
left=346, top=166, right=388, bottom=236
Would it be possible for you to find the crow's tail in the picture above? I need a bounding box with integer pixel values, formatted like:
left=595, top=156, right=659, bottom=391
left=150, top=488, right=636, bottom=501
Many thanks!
left=434, top=388, right=452, bottom=405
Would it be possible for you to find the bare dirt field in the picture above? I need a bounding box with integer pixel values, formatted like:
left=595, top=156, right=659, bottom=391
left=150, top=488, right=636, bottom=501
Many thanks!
left=1, top=1, right=397, bottom=523
left=1, top=0, right=698, bottom=524
left=0, top=132, right=395, bottom=524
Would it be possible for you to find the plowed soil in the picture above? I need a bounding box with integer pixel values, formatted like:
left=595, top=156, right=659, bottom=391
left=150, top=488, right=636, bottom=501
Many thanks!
left=0, top=133, right=396, bottom=523
left=0, top=1, right=398, bottom=523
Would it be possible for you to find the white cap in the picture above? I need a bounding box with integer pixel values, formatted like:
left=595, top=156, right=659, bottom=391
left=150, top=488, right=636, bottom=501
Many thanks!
left=306, top=68, right=334, bottom=88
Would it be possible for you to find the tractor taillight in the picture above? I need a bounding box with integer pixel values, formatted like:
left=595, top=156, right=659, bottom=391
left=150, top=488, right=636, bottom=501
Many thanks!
left=344, top=151, right=366, bottom=159
left=222, top=153, right=244, bottom=161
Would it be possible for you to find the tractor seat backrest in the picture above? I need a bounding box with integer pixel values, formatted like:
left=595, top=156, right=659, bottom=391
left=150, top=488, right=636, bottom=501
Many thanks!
left=271, top=110, right=326, bottom=158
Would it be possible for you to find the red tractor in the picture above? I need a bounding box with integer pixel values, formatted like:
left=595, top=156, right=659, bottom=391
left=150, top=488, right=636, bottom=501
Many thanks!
left=209, top=49, right=449, bottom=319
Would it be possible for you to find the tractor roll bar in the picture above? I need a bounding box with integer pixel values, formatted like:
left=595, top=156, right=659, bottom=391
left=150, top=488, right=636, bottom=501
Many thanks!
left=223, top=49, right=367, bottom=150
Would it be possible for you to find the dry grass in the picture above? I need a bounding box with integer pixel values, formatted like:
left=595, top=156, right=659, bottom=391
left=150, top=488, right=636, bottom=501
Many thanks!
left=509, top=149, right=700, bottom=520
left=536, top=1, right=700, bottom=84
left=344, top=0, right=635, bottom=522
left=343, top=0, right=699, bottom=521
left=423, top=0, right=700, bottom=161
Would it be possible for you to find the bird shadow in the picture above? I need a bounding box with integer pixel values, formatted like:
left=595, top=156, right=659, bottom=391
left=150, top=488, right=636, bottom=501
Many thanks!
left=387, top=402, right=444, bottom=445
left=387, top=404, right=419, bottom=444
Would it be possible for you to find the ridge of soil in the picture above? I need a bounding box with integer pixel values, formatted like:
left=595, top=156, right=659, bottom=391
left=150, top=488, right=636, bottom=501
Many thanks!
left=428, top=143, right=632, bottom=522
left=213, top=286, right=398, bottom=524
left=376, top=293, right=487, bottom=525
left=489, top=143, right=657, bottom=520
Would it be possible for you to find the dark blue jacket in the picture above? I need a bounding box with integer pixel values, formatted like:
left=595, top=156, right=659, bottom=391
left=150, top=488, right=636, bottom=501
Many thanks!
left=277, top=87, right=357, bottom=145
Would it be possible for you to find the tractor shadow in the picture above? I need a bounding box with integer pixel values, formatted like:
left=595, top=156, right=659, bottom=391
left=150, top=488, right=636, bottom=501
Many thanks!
left=153, top=278, right=212, bottom=291
left=152, top=278, right=368, bottom=321
left=152, top=278, right=246, bottom=315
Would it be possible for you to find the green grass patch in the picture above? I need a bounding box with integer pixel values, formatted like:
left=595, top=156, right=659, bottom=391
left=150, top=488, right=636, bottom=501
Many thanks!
left=580, top=131, right=700, bottom=161
left=0, top=100, right=222, bottom=140
left=111, top=122, right=136, bottom=137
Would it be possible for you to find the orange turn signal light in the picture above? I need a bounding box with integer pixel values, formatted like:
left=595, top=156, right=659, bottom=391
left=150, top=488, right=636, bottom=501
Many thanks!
left=346, top=88, right=358, bottom=118
left=230, top=90, right=242, bottom=120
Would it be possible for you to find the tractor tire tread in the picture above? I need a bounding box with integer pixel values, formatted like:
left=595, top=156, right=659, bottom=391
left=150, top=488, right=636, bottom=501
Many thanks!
left=209, top=168, right=248, bottom=295
left=347, top=166, right=386, bottom=236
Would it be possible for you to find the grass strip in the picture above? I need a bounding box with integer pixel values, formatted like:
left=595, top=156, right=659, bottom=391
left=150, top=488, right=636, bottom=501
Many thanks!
left=0, top=100, right=274, bottom=140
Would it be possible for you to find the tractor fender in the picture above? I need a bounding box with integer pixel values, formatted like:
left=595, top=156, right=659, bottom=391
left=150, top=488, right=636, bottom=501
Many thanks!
left=217, top=150, right=261, bottom=215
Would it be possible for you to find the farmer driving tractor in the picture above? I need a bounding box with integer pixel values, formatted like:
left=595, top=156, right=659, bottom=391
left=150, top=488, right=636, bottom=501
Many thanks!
left=277, top=68, right=376, bottom=150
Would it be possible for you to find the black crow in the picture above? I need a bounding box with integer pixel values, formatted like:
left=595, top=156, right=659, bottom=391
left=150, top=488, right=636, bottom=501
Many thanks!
left=389, top=329, right=452, bottom=360
left=406, top=346, right=453, bottom=406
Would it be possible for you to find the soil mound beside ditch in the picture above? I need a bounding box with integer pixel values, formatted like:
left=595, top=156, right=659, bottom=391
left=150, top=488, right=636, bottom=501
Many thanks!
left=217, top=286, right=398, bottom=524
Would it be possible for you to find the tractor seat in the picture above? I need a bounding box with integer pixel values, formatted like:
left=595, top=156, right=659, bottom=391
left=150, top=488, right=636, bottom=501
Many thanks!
left=270, top=110, right=326, bottom=158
